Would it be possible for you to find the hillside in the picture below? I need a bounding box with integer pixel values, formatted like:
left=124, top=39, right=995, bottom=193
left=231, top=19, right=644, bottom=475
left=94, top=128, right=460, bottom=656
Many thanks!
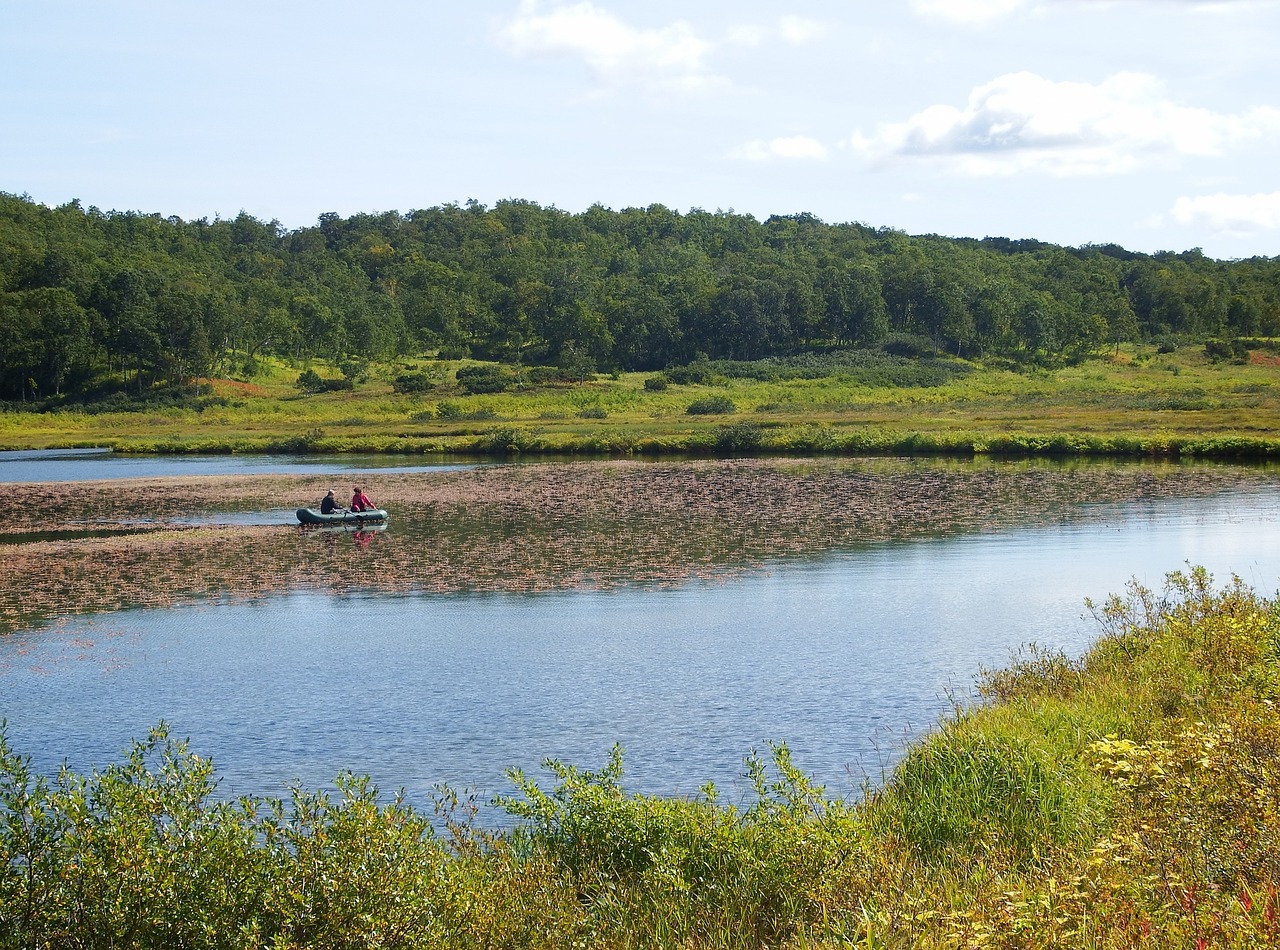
left=2, top=192, right=1278, bottom=408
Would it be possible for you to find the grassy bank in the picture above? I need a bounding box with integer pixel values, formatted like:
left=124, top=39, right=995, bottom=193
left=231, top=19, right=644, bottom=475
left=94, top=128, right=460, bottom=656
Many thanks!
left=3, top=344, right=1280, bottom=459
left=3, top=567, right=1279, bottom=948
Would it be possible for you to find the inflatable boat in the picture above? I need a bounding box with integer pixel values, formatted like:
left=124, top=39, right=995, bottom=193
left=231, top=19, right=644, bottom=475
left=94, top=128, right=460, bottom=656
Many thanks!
left=296, top=507, right=389, bottom=525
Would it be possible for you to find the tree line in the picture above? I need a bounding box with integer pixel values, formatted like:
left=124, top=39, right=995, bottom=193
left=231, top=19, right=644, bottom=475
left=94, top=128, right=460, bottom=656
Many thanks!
left=2, top=191, right=1277, bottom=402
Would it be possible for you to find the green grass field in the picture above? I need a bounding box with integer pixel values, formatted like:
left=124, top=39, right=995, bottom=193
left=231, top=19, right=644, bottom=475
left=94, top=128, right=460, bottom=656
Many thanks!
left=4, top=343, right=1280, bottom=458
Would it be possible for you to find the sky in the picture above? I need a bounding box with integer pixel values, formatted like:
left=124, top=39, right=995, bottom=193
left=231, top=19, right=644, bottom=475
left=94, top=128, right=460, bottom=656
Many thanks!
left=3, top=0, right=1279, bottom=259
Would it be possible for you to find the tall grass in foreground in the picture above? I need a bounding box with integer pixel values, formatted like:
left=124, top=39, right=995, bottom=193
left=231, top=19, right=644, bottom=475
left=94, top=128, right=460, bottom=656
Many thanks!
left=3, top=567, right=1280, bottom=948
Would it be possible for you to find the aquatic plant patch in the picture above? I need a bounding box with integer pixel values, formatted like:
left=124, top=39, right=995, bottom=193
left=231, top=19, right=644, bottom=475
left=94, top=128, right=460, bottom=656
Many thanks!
left=3, top=458, right=1277, bottom=634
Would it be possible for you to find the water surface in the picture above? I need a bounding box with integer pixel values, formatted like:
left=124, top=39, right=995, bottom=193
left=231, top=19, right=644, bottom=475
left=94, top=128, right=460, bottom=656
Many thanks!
left=4, top=464, right=1279, bottom=816
left=0, top=447, right=478, bottom=483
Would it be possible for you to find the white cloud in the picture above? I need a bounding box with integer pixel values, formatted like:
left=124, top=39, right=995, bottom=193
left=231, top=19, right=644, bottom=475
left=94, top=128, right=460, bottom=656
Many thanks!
left=731, top=136, right=830, bottom=162
left=909, top=0, right=1031, bottom=24
left=851, top=71, right=1280, bottom=176
left=724, top=24, right=768, bottom=47
left=1168, top=191, right=1280, bottom=234
left=777, top=15, right=826, bottom=44
left=495, top=1, right=720, bottom=93
left=720, top=17, right=826, bottom=48
left=496, top=5, right=824, bottom=91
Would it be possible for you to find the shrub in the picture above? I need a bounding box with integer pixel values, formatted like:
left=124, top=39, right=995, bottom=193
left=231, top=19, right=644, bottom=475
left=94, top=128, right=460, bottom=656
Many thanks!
left=295, top=369, right=353, bottom=394
left=393, top=372, right=437, bottom=394
left=338, top=360, right=369, bottom=384
left=577, top=406, right=608, bottom=419
left=1204, top=338, right=1250, bottom=363
left=296, top=368, right=324, bottom=393
left=704, top=349, right=967, bottom=388
left=436, top=401, right=497, bottom=421
left=270, top=427, right=327, bottom=452
left=475, top=426, right=539, bottom=454
left=715, top=421, right=763, bottom=453
left=687, top=395, right=736, bottom=415
left=456, top=365, right=513, bottom=394
left=0, top=724, right=455, bottom=949
left=528, top=366, right=580, bottom=385
left=643, top=375, right=669, bottom=391
left=69, top=388, right=236, bottom=415
left=665, top=362, right=719, bottom=385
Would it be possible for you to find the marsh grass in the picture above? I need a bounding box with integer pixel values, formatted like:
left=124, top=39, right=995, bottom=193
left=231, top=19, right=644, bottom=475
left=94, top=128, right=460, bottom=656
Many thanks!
left=4, top=568, right=1280, bottom=947
left=3, top=345, right=1280, bottom=457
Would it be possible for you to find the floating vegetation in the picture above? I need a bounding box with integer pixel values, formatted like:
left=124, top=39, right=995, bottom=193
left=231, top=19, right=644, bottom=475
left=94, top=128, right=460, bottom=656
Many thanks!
left=6, top=458, right=1279, bottom=633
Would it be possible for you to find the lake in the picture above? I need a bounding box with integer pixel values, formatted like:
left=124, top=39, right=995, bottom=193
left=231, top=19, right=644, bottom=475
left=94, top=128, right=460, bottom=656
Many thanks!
left=3, top=454, right=1279, bottom=817
left=0, top=447, right=478, bottom=483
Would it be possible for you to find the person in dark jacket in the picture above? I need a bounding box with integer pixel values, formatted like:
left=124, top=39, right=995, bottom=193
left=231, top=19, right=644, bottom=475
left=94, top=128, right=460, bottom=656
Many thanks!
left=320, top=489, right=343, bottom=514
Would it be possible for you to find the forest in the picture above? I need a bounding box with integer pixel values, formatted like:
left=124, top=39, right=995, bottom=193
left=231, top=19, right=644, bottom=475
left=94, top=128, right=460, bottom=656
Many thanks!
left=2, top=190, right=1278, bottom=404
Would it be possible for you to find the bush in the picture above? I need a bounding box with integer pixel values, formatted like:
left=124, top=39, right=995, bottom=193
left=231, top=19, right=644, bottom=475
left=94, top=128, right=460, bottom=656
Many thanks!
left=714, top=421, right=763, bottom=453
left=1204, top=338, right=1250, bottom=363
left=296, top=368, right=325, bottom=393
left=0, top=724, right=454, bottom=949
left=339, top=360, right=369, bottom=384
left=687, top=395, right=736, bottom=415
left=665, top=362, right=719, bottom=386
left=643, top=375, right=669, bottom=391
left=528, top=366, right=579, bottom=385
left=68, top=388, right=235, bottom=415
left=475, top=426, right=539, bottom=454
left=296, top=369, right=353, bottom=394
left=702, top=349, right=968, bottom=388
left=437, top=401, right=497, bottom=421
left=456, top=365, right=513, bottom=394
left=393, top=372, right=437, bottom=394
left=577, top=406, right=608, bottom=419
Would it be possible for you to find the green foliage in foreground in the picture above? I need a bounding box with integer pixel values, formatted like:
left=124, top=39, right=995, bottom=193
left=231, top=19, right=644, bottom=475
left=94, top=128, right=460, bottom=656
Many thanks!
left=4, top=568, right=1280, bottom=947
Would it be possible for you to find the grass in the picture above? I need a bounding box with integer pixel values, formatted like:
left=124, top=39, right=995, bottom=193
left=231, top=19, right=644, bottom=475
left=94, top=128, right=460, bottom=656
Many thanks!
left=3, top=344, right=1280, bottom=457
left=3, top=567, right=1280, bottom=947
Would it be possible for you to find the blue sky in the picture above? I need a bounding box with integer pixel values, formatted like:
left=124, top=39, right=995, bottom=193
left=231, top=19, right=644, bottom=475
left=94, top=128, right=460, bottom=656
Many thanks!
left=3, top=0, right=1278, bottom=258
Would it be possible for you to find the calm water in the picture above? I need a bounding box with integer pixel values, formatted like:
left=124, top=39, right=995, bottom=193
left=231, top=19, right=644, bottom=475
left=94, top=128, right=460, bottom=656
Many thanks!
left=5, top=466, right=1280, bottom=816
left=0, top=447, right=478, bottom=482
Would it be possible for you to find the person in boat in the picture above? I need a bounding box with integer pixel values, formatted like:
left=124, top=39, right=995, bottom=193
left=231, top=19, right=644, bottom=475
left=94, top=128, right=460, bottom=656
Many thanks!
left=351, top=485, right=375, bottom=512
left=319, top=489, right=344, bottom=515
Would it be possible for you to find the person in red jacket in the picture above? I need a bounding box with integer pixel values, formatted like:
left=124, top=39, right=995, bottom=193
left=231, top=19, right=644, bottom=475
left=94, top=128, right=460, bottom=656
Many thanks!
left=351, top=486, right=375, bottom=512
